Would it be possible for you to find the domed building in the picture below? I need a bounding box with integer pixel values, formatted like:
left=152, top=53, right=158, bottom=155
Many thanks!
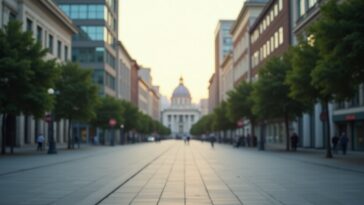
left=161, top=77, right=201, bottom=138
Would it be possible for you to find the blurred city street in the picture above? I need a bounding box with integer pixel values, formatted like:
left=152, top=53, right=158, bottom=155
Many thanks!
left=1, top=141, right=364, bottom=205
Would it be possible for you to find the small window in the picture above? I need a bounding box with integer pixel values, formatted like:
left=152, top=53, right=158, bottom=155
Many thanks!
left=36, top=26, right=42, bottom=44
left=26, top=18, right=33, bottom=33
left=48, top=34, right=53, bottom=54
left=57, top=40, right=62, bottom=58
left=64, top=45, right=68, bottom=61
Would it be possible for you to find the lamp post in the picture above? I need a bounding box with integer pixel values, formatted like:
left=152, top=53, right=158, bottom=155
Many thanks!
left=120, top=124, right=124, bottom=145
left=47, top=88, right=57, bottom=154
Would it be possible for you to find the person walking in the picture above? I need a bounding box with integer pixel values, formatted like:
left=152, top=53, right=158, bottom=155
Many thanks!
left=332, top=134, right=339, bottom=154
left=290, top=132, right=299, bottom=151
left=210, top=133, right=216, bottom=148
left=340, top=132, right=349, bottom=155
left=36, top=134, right=45, bottom=151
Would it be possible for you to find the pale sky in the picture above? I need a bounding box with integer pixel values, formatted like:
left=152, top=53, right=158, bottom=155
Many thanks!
left=120, top=0, right=245, bottom=103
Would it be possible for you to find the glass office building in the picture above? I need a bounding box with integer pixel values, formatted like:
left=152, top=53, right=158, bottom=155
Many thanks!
left=55, top=0, right=119, bottom=97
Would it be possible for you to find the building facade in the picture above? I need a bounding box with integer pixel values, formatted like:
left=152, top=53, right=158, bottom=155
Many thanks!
left=162, top=78, right=201, bottom=138
left=199, top=99, right=209, bottom=117
left=231, top=0, right=268, bottom=84
left=117, top=41, right=132, bottom=101
left=0, top=0, right=77, bottom=148
left=56, top=0, right=119, bottom=97
left=220, top=52, right=234, bottom=102
left=208, top=73, right=217, bottom=113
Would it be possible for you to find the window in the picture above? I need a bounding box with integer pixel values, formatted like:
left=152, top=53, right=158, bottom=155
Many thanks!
left=274, top=4, right=278, bottom=16
left=191, top=115, right=194, bottom=123
left=179, top=115, right=183, bottom=123
left=48, top=34, right=53, bottom=54
left=300, top=0, right=306, bottom=16
left=270, top=36, right=274, bottom=52
left=26, top=18, right=33, bottom=32
left=270, top=11, right=274, bottom=22
left=308, top=0, right=317, bottom=8
left=93, top=70, right=104, bottom=85
left=274, top=32, right=279, bottom=48
left=72, top=47, right=104, bottom=63
left=279, top=27, right=284, bottom=45
left=168, top=115, right=171, bottom=122
left=76, top=26, right=105, bottom=41
left=36, top=26, right=42, bottom=44
left=267, top=41, right=270, bottom=56
left=64, top=46, right=68, bottom=61
left=57, top=40, right=62, bottom=58
left=59, top=4, right=105, bottom=19
left=279, top=0, right=283, bottom=11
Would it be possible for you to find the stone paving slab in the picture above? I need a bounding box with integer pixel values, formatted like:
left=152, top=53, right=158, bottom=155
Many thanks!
left=1, top=140, right=364, bottom=205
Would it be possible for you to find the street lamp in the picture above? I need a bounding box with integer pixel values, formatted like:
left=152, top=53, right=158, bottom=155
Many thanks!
left=120, top=124, right=124, bottom=145
left=47, top=88, right=57, bottom=154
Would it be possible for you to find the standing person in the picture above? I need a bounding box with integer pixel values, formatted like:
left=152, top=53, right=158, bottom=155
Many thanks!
left=340, top=132, right=349, bottom=155
left=210, top=133, right=216, bottom=148
left=187, top=135, right=190, bottom=144
left=36, top=133, right=45, bottom=151
left=290, top=132, right=299, bottom=151
left=246, top=134, right=251, bottom=147
left=332, top=134, right=339, bottom=154
left=252, top=135, right=257, bottom=147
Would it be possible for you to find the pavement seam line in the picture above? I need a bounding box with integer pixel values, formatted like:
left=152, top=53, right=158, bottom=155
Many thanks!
left=190, top=145, right=215, bottom=205
left=156, top=144, right=181, bottom=205
left=95, top=144, right=175, bottom=205
left=195, top=148, right=245, bottom=205
left=127, top=148, right=174, bottom=205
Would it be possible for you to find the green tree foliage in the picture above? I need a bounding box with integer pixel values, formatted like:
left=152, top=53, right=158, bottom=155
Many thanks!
left=54, top=62, right=99, bottom=148
left=227, top=81, right=256, bottom=135
left=190, top=114, right=214, bottom=136
left=93, top=96, right=124, bottom=130
left=120, top=100, right=139, bottom=132
left=286, top=38, right=334, bottom=158
left=310, top=0, right=364, bottom=101
left=212, top=101, right=235, bottom=132
left=253, top=55, right=306, bottom=151
left=0, top=21, right=58, bottom=154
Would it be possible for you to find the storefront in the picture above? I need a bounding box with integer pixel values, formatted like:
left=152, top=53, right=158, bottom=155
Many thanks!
left=333, top=112, right=364, bottom=151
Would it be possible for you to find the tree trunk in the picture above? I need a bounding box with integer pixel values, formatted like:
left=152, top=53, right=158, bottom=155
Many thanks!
left=1, top=113, right=7, bottom=155
left=250, top=118, right=256, bottom=137
left=284, top=113, right=290, bottom=151
left=322, top=100, right=333, bottom=158
left=67, top=119, right=72, bottom=149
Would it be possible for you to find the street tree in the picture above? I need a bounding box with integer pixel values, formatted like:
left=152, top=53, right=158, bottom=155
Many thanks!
left=310, top=0, right=364, bottom=101
left=0, top=21, right=58, bottom=154
left=227, top=81, right=256, bottom=136
left=252, top=54, right=306, bottom=151
left=54, top=62, right=99, bottom=149
left=286, top=37, right=333, bottom=158
left=212, top=101, right=235, bottom=142
left=92, top=96, right=124, bottom=144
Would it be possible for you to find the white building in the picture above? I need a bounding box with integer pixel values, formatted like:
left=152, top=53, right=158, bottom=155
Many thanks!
left=0, top=0, right=77, bottom=149
left=161, top=78, right=201, bottom=138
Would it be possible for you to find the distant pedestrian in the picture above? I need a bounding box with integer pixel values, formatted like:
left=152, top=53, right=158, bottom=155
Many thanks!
left=187, top=136, right=190, bottom=144
left=210, top=134, right=216, bottom=148
left=235, top=135, right=243, bottom=148
left=246, top=134, right=251, bottom=147
left=340, top=132, right=349, bottom=155
left=290, top=132, right=299, bottom=151
left=36, top=134, right=45, bottom=151
left=332, top=134, right=339, bottom=154
left=74, top=136, right=80, bottom=149
left=252, top=135, right=257, bottom=147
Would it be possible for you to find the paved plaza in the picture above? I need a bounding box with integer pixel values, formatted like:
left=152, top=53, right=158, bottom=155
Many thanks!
left=0, top=141, right=364, bottom=205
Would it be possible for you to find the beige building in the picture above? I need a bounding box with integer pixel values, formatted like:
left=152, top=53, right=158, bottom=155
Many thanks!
left=0, top=0, right=77, bottom=149
left=231, top=0, right=268, bottom=84
left=138, top=67, right=160, bottom=121
left=220, top=52, right=234, bottom=102
left=117, top=41, right=133, bottom=102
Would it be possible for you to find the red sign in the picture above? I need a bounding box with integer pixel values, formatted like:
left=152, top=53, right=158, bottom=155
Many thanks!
left=345, top=115, right=356, bottom=121
left=237, top=119, right=244, bottom=128
left=109, top=118, right=117, bottom=127
left=320, top=112, right=328, bottom=122
left=44, top=114, right=52, bottom=123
